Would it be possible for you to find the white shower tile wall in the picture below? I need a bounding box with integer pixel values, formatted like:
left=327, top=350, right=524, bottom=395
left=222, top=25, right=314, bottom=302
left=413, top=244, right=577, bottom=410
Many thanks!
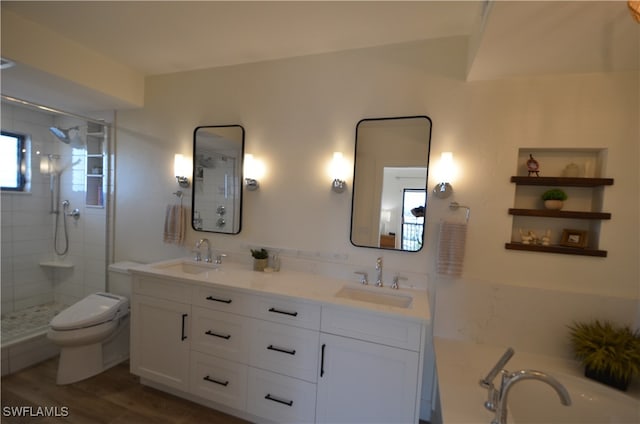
left=1, top=103, right=107, bottom=313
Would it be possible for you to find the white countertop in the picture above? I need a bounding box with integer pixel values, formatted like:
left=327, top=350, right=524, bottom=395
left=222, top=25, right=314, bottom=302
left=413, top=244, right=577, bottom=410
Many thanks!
left=130, top=257, right=430, bottom=323
left=434, top=337, right=640, bottom=424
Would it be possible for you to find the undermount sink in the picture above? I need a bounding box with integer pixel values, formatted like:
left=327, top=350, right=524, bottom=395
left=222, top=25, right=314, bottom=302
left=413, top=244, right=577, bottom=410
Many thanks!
left=154, top=260, right=220, bottom=275
left=335, top=286, right=412, bottom=308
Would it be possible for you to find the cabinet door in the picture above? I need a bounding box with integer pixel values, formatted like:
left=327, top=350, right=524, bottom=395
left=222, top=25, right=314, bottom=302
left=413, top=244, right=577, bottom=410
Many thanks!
left=130, top=294, right=191, bottom=391
left=316, top=333, right=419, bottom=424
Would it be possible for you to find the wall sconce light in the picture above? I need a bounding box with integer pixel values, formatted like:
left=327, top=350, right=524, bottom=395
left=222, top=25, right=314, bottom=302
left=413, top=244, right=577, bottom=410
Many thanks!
left=174, top=154, right=191, bottom=188
left=330, top=152, right=347, bottom=193
left=244, top=154, right=263, bottom=191
left=433, top=152, right=454, bottom=199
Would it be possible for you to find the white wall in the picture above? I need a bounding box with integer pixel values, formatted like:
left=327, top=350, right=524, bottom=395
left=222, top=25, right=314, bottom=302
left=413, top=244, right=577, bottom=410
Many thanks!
left=115, top=36, right=638, bottom=298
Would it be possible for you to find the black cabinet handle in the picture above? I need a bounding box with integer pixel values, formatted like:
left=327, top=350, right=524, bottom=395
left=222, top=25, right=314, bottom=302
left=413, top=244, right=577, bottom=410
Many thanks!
left=205, top=330, right=231, bottom=340
left=267, top=344, right=296, bottom=355
left=206, top=296, right=232, bottom=304
left=320, top=343, right=326, bottom=377
left=268, top=307, right=298, bottom=317
left=203, top=375, right=229, bottom=387
left=265, top=394, right=293, bottom=407
left=181, top=314, right=188, bottom=340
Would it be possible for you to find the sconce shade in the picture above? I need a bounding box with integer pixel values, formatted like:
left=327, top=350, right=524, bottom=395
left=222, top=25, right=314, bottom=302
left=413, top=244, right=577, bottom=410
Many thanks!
left=174, top=154, right=190, bottom=188
left=433, top=152, right=454, bottom=199
left=244, top=154, right=262, bottom=190
left=331, top=152, right=347, bottom=193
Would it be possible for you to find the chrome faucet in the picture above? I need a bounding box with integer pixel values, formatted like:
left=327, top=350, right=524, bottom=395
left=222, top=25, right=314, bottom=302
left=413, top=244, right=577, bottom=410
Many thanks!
left=375, top=257, right=383, bottom=287
left=195, top=238, right=212, bottom=263
left=480, top=347, right=571, bottom=424
left=493, top=370, right=571, bottom=424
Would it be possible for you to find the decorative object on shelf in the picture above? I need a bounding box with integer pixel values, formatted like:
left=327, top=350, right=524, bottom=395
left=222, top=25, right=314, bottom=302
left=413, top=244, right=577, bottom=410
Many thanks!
left=560, top=229, right=588, bottom=248
left=562, top=163, right=581, bottom=177
left=568, top=319, right=640, bottom=391
left=251, top=248, right=269, bottom=271
left=519, top=229, right=538, bottom=245
left=526, top=154, right=540, bottom=176
left=542, top=188, right=567, bottom=210
left=541, top=229, right=551, bottom=246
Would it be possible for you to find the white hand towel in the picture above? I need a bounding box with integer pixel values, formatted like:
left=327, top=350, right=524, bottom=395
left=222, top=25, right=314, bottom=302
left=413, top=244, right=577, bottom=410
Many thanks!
left=437, top=221, right=467, bottom=277
left=163, top=204, right=186, bottom=245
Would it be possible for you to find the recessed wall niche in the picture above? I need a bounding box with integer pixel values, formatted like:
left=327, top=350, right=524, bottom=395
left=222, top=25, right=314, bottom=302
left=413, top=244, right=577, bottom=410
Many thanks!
left=505, top=148, right=613, bottom=257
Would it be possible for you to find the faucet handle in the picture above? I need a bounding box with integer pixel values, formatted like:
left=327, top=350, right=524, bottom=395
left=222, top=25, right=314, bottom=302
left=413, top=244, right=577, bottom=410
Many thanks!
left=192, top=249, right=202, bottom=262
left=215, top=253, right=227, bottom=264
left=391, top=275, right=407, bottom=289
left=354, top=271, right=368, bottom=285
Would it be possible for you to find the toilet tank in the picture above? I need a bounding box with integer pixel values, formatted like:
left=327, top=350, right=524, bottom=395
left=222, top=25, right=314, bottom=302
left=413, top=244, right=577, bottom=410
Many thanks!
left=107, top=261, right=141, bottom=298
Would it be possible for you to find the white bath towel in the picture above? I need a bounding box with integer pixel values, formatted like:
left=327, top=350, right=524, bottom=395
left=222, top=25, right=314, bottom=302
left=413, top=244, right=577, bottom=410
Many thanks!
left=163, top=204, right=186, bottom=245
left=437, top=221, right=468, bottom=277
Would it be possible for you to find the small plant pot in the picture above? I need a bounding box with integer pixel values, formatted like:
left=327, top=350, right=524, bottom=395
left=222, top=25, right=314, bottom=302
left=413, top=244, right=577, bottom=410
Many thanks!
left=253, top=258, right=268, bottom=272
left=544, top=200, right=564, bottom=210
left=584, top=366, right=630, bottom=391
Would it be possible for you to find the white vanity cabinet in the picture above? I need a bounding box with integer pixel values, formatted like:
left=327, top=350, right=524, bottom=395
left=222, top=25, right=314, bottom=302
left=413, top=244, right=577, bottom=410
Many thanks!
left=316, top=307, right=423, bottom=424
left=130, top=268, right=427, bottom=424
left=130, top=277, right=192, bottom=392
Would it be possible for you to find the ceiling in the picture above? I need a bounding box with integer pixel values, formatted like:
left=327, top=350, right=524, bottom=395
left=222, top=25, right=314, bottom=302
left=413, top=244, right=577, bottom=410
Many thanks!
left=1, top=1, right=638, bottom=112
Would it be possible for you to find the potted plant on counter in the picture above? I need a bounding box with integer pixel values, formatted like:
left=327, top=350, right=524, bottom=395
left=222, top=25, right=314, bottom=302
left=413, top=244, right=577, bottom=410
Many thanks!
left=542, top=189, right=568, bottom=210
left=568, top=319, right=640, bottom=391
left=251, top=248, right=269, bottom=272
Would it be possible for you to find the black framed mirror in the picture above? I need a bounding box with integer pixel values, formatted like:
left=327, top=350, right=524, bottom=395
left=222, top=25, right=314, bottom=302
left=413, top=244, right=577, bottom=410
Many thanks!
left=192, top=125, right=244, bottom=234
left=350, top=116, right=432, bottom=251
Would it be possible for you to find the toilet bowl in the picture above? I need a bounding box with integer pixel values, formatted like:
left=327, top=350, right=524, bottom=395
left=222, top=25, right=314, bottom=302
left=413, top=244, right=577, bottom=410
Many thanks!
left=47, top=292, right=130, bottom=385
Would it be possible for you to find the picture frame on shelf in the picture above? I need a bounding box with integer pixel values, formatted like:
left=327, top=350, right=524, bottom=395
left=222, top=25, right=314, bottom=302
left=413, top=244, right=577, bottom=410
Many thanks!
left=560, top=229, right=589, bottom=248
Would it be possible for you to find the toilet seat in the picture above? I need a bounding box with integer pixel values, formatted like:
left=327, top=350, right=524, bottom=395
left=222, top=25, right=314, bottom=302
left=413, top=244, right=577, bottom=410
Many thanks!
left=50, top=292, right=129, bottom=331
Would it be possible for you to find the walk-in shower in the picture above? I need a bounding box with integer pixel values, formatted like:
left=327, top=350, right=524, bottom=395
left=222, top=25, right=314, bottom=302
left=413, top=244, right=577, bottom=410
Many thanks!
left=1, top=95, right=111, bottom=374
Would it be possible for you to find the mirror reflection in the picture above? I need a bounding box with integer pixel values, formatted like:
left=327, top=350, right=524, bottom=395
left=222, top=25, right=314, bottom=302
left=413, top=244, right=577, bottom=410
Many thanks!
left=192, top=125, right=244, bottom=234
left=350, top=116, right=432, bottom=251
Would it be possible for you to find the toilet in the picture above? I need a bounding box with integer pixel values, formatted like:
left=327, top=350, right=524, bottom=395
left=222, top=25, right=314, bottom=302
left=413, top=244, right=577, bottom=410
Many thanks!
left=47, top=261, right=138, bottom=385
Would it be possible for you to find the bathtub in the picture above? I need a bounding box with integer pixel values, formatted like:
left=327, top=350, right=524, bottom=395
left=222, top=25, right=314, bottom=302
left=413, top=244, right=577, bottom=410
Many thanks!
left=433, top=338, right=640, bottom=424
left=508, top=371, right=639, bottom=423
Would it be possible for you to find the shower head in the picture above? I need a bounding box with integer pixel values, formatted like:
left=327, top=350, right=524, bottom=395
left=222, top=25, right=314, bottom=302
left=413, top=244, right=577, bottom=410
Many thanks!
left=49, top=126, right=83, bottom=147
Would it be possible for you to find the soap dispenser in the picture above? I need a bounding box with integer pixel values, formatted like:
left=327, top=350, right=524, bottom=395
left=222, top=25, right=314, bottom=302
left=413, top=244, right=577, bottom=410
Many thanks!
left=271, top=253, right=281, bottom=272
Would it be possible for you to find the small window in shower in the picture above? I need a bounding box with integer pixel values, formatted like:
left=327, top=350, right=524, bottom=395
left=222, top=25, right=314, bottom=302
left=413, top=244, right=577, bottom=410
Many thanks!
left=0, top=131, right=26, bottom=191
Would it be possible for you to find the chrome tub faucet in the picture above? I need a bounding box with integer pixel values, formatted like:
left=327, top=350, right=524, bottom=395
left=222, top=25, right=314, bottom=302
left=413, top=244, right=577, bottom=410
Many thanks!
left=480, top=347, right=571, bottom=424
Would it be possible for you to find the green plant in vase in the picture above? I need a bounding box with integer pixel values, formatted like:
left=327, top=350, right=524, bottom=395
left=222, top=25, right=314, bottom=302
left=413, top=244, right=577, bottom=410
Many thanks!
left=251, top=248, right=269, bottom=271
left=568, top=319, right=640, bottom=391
left=542, top=189, right=568, bottom=210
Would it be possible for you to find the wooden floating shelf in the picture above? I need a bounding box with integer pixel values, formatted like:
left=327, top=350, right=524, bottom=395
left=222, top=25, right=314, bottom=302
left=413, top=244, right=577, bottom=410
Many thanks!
left=510, top=176, right=614, bottom=187
left=505, top=242, right=607, bottom=257
left=508, top=208, right=611, bottom=220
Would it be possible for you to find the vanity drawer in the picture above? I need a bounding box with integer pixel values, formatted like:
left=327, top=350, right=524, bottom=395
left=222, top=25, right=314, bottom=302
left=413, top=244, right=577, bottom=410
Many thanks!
left=321, top=306, right=423, bottom=351
left=249, top=320, right=319, bottom=383
left=191, top=307, right=251, bottom=363
left=251, top=295, right=321, bottom=330
left=133, top=276, right=192, bottom=303
left=189, top=351, right=247, bottom=411
left=247, top=367, right=316, bottom=424
left=192, top=285, right=254, bottom=315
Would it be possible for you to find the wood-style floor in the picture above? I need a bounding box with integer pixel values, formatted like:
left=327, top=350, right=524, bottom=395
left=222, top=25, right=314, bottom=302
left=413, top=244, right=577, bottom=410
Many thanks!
left=1, top=358, right=249, bottom=423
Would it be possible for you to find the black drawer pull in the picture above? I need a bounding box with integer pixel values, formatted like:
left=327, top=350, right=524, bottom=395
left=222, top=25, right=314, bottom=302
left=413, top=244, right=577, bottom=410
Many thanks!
left=267, top=344, right=296, bottom=355
left=206, top=296, right=232, bottom=304
left=205, top=330, right=231, bottom=340
left=265, top=394, right=293, bottom=407
left=320, top=344, right=326, bottom=377
left=268, top=307, right=298, bottom=317
left=181, top=314, right=188, bottom=340
left=203, top=375, right=229, bottom=387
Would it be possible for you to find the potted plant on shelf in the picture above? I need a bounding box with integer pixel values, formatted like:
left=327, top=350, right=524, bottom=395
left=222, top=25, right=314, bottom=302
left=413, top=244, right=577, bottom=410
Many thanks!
left=251, top=248, right=269, bottom=272
left=542, top=189, right=568, bottom=210
left=568, top=319, right=640, bottom=391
